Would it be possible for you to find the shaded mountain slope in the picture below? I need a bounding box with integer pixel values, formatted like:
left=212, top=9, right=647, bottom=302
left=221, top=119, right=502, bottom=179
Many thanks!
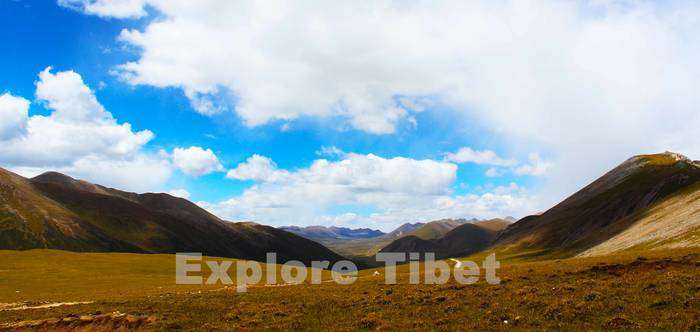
left=409, top=219, right=466, bottom=240
left=379, top=222, right=502, bottom=259
left=494, top=152, right=700, bottom=258
left=0, top=169, right=343, bottom=264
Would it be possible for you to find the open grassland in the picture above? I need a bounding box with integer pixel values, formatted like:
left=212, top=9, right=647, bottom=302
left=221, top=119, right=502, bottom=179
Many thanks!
left=0, top=250, right=335, bottom=303
left=0, top=248, right=699, bottom=330
left=321, top=237, right=394, bottom=258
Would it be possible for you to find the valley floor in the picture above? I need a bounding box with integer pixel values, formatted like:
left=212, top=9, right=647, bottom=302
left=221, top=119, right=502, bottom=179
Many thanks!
left=0, top=249, right=699, bottom=330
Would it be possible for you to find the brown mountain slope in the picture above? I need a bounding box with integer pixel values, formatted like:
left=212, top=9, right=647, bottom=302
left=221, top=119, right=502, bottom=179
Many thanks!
left=408, top=219, right=466, bottom=240
left=0, top=168, right=136, bottom=252
left=0, top=169, right=344, bottom=264
left=379, top=222, right=500, bottom=259
left=494, top=152, right=700, bottom=258
left=472, top=218, right=512, bottom=232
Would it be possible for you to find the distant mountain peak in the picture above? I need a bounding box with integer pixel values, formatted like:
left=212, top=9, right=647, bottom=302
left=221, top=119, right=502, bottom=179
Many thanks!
left=279, top=225, right=385, bottom=240
left=33, top=171, right=79, bottom=183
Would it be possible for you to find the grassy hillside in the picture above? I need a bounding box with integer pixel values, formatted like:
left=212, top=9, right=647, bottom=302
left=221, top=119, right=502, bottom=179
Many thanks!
left=0, top=250, right=335, bottom=303
left=0, top=169, right=344, bottom=264
left=580, top=181, right=700, bottom=256
left=472, top=219, right=512, bottom=232
left=494, top=152, right=700, bottom=259
left=0, top=248, right=697, bottom=330
left=379, top=223, right=500, bottom=259
left=310, top=222, right=426, bottom=258
left=321, top=237, right=395, bottom=258
left=409, top=219, right=465, bottom=240
left=319, top=219, right=511, bottom=259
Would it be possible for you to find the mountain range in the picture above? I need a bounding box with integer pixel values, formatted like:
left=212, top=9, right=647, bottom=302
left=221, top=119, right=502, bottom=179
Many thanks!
left=292, top=151, right=699, bottom=261
left=286, top=218, right=512, bottom=259
left=1, top=151, right=698, bottom=264
left=279, top=225, right=385, bottom=240
left=379, top=219, right=511, bottom=259
left=0, top=169, right=343, bottom=264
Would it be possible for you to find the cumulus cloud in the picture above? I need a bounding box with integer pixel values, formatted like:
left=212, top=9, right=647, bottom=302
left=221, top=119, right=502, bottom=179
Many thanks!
left=171, top=146, right=224, bottom=176
left=58, top=0, right=148, bottom=18
left=0, top=93, right=30, bottom=140
left=226, top=154, right=289, bottom=182
left=66, top=154, right=171, bottom=191
left=0, top=68, right=155, bottom=166
left=204, top=153, right=532, bottom=229
left=0, top=67, right=171, bottom=192
left=35, top=67, right=114, bottom=123
left=445, top=147, right=517, bottom=166
left=230, top=153, right=456, bottom=194
left=62, top=0, right=700, bottom=205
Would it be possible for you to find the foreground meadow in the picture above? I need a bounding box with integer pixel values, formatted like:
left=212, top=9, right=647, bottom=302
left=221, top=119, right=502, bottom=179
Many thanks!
left=0, top=249, right=698, bottom=330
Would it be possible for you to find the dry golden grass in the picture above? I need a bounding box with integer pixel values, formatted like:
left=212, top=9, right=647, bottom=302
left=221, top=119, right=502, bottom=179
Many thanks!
left=0, top=248, right=698, bottom=330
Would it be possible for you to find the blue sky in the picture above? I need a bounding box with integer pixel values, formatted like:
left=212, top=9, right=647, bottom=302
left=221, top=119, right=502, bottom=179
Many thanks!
left=1, top=1, right=698, bottom=230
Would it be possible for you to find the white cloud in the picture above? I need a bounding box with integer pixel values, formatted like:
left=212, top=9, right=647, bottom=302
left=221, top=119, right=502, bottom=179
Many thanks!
left=0, top=93, right=30, bottom=140
left=68, top=154, right=171, bottom=192
left=171, top=146, right=224, bottom=176
left=445, top=147, right=517, bottom=166
left=204, top=152, right=533, bottom=229
left=35, top=67, right=114, bottom=123
left=228, top=153, right=456, bottom=195
left=58, top=0, right=148, bottom=18
left=0, top=68, right=154, bottom=166
left=64, top=0, right=700, bottom=206
left=226, top=154, right=289, bottom=182
left=515, top=153, right=552, bottom=177
left=167, top=188, right=191, bottom=199
left=0, top=67, right=171, bottom=192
